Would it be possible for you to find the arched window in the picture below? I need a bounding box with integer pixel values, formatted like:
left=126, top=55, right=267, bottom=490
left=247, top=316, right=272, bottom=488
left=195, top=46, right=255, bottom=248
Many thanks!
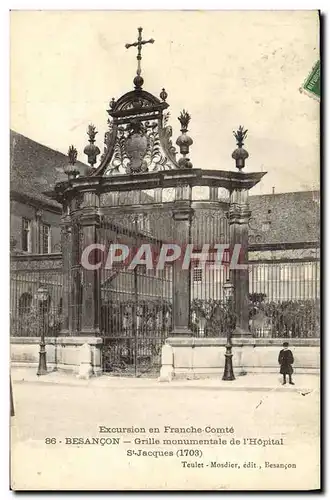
left=18, top=293, right=32, bottom=315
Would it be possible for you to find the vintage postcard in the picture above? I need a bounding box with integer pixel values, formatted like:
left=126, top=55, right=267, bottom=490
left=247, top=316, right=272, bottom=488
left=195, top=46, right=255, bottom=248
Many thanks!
left=10, top=10, right=320, bottom=491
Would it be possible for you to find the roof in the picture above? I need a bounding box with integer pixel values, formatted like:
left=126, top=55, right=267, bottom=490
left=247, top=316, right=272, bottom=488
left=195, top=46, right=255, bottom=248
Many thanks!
left=10, top=130, right=90, bottom=210
left=249, top=191, right=320, bottom=245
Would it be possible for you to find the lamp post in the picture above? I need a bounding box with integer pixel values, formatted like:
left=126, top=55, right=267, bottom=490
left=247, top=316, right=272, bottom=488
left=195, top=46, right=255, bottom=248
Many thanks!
left=36, top=285, right=49, bottom=376
left=222, top=278, right=235, bottom=381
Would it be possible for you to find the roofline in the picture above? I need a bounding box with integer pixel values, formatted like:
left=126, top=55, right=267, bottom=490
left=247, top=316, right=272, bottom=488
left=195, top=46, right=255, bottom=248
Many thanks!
left=250, top=189, right=320, bottom=198
left=249, top=241, right=319, bottom=251
left=10, top=129, right=89, bottom=169
left=10, top=190, right=62, bottom=214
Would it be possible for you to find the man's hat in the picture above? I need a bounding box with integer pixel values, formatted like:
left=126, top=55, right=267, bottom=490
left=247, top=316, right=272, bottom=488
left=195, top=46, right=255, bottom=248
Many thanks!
left=283, top=342, right=289, bottom=347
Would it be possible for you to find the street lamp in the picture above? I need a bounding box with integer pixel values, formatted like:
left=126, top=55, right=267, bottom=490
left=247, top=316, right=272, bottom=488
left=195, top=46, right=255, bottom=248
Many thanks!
left=222, top=278, right=235, bottom=381
left=36, top=285, right=49, bottom=376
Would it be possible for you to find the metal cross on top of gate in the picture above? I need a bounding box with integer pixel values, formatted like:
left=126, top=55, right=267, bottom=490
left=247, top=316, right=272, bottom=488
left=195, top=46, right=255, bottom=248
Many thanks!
left=125, top=27, right=154, bottom=87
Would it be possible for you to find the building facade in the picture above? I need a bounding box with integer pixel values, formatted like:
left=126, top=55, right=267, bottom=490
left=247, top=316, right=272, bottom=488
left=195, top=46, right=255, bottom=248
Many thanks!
left=10, top=130, right=89, bottom=255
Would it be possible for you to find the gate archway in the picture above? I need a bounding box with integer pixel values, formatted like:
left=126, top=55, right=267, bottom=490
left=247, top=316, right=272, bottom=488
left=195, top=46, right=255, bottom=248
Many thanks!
left=50, top=28, right=265, bottom=377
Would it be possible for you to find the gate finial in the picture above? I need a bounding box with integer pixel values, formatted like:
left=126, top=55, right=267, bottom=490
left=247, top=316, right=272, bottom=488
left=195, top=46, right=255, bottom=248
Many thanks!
left=64, top=145, right=79, bottom=179
left=232, top=126, right=249, bottom=171
left=176, top=110, right=193, bottom=168
left=84, top=124, right=101, bottom=167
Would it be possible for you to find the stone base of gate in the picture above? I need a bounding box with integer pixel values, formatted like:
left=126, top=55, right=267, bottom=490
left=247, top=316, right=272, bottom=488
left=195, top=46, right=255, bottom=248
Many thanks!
left=159, top=337, right=320, bottom=380
left=10, top=336, right=103, bottom=377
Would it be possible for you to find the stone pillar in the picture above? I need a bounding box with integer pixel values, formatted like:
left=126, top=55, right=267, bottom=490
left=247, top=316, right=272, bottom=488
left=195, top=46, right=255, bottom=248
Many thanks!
left=170, top=185, right=194, bottom=336
left=158, top=343, right=174, bottom=382
left=79, top=191, right=101, bottom=336
left=70, top=222, right=82, bottom=334
left=229, top=188, right=251, bottom=336
left=77, top=342, right=93, bottom=379
left=79, top=215, right=101, bottom=336
left=60, top=214, right=72, bottom=334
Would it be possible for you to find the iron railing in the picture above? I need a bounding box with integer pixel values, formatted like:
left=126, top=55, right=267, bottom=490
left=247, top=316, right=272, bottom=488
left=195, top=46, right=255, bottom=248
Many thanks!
left=10, top=255, right=64, bottom=337
left=249, top=259, right=320, bottom=338
left=10, top=255, right=320, bottom=341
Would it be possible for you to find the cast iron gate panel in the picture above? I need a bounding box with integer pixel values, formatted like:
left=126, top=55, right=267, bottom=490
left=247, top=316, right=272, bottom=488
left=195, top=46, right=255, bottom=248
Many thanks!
left=97, top=193, right=231, bottom=374
left=98, top=204, right=173, bottom=376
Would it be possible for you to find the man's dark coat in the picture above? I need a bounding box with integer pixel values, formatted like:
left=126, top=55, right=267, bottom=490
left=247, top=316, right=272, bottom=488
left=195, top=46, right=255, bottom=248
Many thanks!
left=278, top=349, right=294, bottom=375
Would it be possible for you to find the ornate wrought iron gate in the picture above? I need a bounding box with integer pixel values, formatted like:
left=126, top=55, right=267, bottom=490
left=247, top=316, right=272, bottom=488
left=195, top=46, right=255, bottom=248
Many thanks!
left=98, top=193, right=174, bottom=376
left=96, top=192, right=232, bottom=373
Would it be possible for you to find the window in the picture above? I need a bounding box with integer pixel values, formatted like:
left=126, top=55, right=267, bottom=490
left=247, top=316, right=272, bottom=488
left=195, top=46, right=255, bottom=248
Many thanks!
left=137, top=214, right=151, bottom=234
left=21, top=218, right=31, bottom=252
left=41, top=224, right=51, bottom=254
left=18, top=293, right=32, bottom=315
left=135, top=265, right=147, bottom=275
left=193, top=268, right=203, bottom=282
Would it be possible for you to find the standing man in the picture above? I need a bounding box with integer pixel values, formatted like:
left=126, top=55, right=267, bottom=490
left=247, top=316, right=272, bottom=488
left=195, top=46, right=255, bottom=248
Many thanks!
left=278, top=342, right=295, bottom=385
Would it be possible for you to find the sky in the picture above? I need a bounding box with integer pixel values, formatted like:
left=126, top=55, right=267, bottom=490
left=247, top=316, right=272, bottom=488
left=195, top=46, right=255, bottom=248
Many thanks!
left=10, top=10, right=320, bottom=195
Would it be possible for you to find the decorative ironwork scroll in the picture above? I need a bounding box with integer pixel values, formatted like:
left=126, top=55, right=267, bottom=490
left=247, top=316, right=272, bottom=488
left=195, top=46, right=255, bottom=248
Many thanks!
left=103, top=115, right=178, bottom=175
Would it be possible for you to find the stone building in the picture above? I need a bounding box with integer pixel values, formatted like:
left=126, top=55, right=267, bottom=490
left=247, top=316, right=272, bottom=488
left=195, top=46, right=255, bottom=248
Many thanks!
left=10, top=130, right=90, bottom=340
left=10, top=130, right=89, bottom=254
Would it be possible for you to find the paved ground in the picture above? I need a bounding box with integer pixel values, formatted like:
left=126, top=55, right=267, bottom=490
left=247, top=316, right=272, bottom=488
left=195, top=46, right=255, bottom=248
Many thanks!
left=10, top=370, right=320, bottom=491
left=11, top=367, right=320, bottom=392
